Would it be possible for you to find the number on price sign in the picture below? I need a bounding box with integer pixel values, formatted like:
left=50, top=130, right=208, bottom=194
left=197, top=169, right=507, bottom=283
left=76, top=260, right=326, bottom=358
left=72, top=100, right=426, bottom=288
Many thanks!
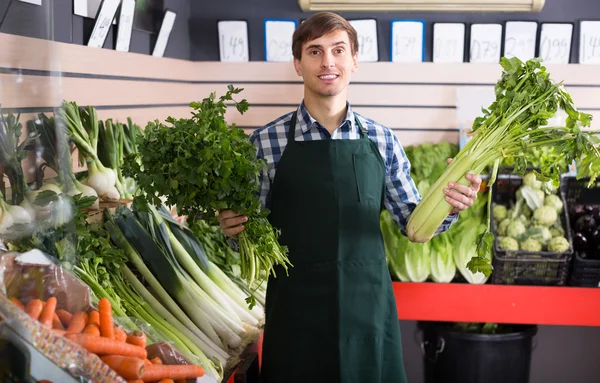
left=469, top=24, right=502, bottom=63
left=218, top=21, right=249, bottom=62
left=265, top=20, right=297, bottom=62
left=391, top=20, right=425, bottom=63
left=504, top=21, right=538, bottom=61
left=580, top=21, right=600, bottom=64
left=433, top=23, right=465, bottom=63
left=349, top=19, right=378, bottom=62
left=539, top=23, right=573, bottom=64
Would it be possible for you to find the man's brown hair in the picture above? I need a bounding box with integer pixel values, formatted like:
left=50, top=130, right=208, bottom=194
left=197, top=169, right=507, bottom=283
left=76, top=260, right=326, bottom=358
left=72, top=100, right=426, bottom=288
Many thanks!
left=292, top=12, right=359, bottom=60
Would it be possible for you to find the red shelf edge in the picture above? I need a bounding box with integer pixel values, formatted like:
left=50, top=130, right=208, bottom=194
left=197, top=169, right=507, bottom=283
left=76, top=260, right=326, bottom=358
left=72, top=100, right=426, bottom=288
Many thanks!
left=393, top=282, right=600, bottom=327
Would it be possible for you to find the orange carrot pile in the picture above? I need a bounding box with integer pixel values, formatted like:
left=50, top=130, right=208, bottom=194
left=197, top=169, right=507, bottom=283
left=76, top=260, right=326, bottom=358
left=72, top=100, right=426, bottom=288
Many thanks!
left=7, top=296, right=204, bottom=382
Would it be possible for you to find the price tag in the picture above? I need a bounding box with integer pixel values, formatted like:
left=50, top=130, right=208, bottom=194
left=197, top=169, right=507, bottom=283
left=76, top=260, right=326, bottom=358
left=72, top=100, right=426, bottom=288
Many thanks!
left=433, top=23, right=465, bottom=63
left=218, top=21, right=250, bottom=62
left=580, top=21, right=600, bottom=64
left=504, top=21, right=538, bottom=61
left=390, top=20, right=425, bottom=63
left=116, top=0, right=136, bottom=52
left=87, top=0, right=121, bottom=48
left=539, top=24, right=573, bottom=64
left=349, top=19, right=378, bottom=62
left=469, top=24, right=502, bottom=63
left=264, top=19, right=297, bottom=62
left=152, top=10, right=177, bottom=57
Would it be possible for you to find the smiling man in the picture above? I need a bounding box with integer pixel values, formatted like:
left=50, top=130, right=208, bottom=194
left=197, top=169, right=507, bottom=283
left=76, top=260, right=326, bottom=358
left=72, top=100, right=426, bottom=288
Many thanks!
left=218, top=11, right=481, bottom=383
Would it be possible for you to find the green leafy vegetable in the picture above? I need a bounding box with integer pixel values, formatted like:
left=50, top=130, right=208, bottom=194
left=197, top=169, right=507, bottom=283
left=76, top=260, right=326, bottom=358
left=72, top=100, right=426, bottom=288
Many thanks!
left=407, top=57, right=600, bottom=277
left=124, top=86, right=291, bottom=306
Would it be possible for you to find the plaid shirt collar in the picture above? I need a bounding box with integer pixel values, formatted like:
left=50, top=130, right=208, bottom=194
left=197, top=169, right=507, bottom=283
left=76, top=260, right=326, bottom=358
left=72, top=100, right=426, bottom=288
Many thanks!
left=295, top=100, right=358, bottom=136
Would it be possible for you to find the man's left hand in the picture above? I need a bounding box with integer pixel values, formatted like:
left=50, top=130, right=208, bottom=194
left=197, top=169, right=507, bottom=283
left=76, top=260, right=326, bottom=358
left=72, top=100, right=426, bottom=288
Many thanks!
left=443, top=158, right=483, bottom=214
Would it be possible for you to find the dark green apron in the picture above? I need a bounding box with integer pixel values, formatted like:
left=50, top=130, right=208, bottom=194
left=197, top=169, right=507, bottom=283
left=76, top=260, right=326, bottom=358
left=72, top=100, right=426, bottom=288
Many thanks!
left=261, top=112, right=407, bottom=383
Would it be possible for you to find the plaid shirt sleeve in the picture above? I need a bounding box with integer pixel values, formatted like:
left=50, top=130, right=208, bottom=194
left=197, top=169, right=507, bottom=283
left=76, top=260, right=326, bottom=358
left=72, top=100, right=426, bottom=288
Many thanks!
left=383, top=131, right=458, bottom=236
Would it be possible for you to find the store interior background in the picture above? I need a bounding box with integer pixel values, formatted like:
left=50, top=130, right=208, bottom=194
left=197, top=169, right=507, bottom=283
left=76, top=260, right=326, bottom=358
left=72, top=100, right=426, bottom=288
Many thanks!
left=1, top=0, right=600, bottom=382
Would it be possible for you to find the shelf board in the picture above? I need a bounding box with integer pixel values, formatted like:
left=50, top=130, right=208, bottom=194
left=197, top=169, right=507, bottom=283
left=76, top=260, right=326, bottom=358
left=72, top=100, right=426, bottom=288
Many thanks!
left=393, top=282, right=600, bottom=327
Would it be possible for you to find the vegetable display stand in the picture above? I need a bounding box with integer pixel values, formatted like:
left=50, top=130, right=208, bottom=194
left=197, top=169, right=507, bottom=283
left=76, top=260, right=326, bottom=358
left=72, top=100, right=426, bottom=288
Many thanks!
left=0, top=311, right=81, bottom=383
left=419, top=322, right=537, bottom=383
left=563, top=176, right=600, bottom=287
left=490, top=172, right=573, bottom=286
left=222, top=352, right=259, bottom=383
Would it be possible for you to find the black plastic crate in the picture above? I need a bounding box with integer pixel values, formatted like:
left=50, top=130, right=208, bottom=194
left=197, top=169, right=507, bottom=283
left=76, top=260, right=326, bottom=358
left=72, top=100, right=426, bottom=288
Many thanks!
left=564, top=176, right=600, bottom=287
left=490, top=171, right=573, bottom=286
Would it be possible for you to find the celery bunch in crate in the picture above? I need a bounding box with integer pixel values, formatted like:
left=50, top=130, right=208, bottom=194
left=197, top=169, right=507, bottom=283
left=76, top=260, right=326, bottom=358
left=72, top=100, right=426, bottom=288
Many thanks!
left=406, top=57, right=600, bottom=275
left=124, top=86, right=291, bottom=308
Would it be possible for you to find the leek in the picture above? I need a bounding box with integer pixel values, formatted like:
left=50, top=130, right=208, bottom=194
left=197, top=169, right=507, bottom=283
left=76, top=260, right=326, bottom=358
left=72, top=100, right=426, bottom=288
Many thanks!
left=135, top=208, right=245, bottom=349
left=105, top=209, right=225, bottom=350
left=406, top=57, right=600, bottom=275
left=104, top=217, right=229, bottom=363
left=157, top=206, right=264, bottom=323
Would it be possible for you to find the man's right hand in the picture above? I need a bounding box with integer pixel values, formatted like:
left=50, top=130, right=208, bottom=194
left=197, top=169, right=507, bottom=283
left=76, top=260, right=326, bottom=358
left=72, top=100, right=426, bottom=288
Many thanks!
left=218, top=209, right=248, bottom=238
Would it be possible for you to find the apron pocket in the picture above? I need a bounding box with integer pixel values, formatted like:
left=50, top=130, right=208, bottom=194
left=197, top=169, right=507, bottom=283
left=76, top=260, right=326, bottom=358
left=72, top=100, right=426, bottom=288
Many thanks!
left=353, top=152, right=383, bottom=203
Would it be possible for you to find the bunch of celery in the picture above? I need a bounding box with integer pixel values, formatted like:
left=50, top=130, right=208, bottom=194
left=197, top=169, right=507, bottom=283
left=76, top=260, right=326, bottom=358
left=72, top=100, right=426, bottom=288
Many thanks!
left=406, top=57, right=600, bottom=275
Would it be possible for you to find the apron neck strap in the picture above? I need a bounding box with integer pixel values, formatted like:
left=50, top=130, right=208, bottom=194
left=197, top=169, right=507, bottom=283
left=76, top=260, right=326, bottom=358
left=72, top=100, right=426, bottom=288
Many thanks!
left=288, top=111, right=367, bottom=141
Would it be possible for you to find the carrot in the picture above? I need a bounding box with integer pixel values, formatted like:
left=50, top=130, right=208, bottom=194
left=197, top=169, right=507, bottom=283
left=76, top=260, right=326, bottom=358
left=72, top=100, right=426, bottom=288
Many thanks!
left=83, top=324, right=101, bottom=336
left=65, top=333, right=147, bottom=359
left=175, top=380, right=187, bottom=383
left=25, top=299, right=44, bottom=320
left=66, top=312, right=88, bottom=334
left=9, top=298, right=24, bottom=311
left=53, top=313, right=65, bottom=330
left=115, top=327, right=127, bottom=342
left=141, top=364, right=204, bottom=381
left=127, top=380, right=144, bottom=383
left=56, top=309, right=73, bottom=327
left=99, top=355, right=145, bottom=380
left=143, top=359, right=152, bottom=367
left=39, top=297, right=57, bottom=328
left=150, top=357, right=163, bottom=365
left=53, top=329, right=67, bottom=336
left=98, top=298, right=115, bottom=339
left=88, top=310, right=100, bottom=327
left=126, top=330, right=146, bottom=348
left=158, top=379, right=175, bottom=383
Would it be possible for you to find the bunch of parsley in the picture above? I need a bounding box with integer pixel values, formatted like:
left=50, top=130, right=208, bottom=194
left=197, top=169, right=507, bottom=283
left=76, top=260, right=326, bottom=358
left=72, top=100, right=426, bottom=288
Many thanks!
left=124, top=86, right=291, bottom=291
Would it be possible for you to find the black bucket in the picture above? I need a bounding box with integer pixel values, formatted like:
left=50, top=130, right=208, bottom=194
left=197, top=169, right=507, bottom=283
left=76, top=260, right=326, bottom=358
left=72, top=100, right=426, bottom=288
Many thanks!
left=419, top=322, right=538, bottom=383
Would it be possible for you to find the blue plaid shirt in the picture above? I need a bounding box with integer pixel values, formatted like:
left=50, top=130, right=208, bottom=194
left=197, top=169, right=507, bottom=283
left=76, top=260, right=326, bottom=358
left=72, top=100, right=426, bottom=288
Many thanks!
left=248, top=101, right=458, bottom=236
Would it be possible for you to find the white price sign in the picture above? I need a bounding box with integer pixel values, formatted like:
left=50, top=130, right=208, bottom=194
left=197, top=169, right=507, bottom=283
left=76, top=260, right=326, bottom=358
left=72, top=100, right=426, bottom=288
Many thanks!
left=469, top=24, right=502, bottom=63
left=504, top=21, right=538, bottom=61
left=433, top=23, right=465, bottom=63
left=580, top=21, right=600, bottom=64
left=116, top=0, right=135, bottom=52
left=152, top=10, right=177, bottom=57
left=539, top=24, right=573, bottom=64
left=87, top=0, right=121, bottom=49
left=218, top=21, right=250, bottom=62
left=391, top=20, right=425, bottom=63
left=265, top=19, right=297, bottom=62
left=349, top=19, right=378, bottom=62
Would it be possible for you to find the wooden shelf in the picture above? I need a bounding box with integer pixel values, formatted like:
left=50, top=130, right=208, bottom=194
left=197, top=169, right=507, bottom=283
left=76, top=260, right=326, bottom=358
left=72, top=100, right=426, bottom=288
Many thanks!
left=393, top=282, right=600, bottom=327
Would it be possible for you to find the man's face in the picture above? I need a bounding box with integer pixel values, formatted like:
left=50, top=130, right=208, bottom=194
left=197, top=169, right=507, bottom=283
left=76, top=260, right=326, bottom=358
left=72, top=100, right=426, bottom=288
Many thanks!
left=294, top=30, right=358, bottom=99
